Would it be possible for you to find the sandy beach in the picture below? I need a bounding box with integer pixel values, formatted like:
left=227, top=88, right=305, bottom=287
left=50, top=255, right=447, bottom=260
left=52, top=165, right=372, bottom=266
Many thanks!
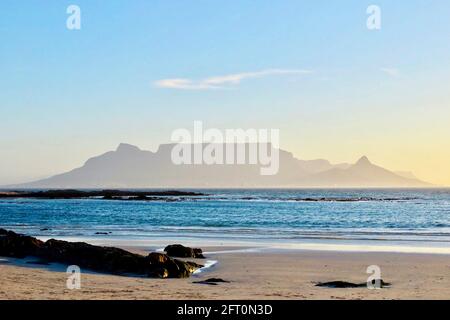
left=1, top=247, right=449, bottom=300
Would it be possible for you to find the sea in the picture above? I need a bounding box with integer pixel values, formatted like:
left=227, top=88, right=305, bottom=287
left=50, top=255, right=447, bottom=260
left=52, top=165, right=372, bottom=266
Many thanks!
left=1, top=189, right=450, bottom=253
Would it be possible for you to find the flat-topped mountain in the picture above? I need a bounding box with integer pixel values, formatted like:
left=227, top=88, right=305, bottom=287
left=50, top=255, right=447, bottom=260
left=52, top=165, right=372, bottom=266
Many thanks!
left=10, top=143, right=431, bottom=188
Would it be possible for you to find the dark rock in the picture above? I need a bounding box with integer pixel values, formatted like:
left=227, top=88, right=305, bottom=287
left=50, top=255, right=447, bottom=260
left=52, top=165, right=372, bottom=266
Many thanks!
left=316, top=280, right=391, bottom=288
left=164, top=244, right=205, bottom=259
left=177, top=260, right=204, bottom=277
left=146, top=252, right=203, bottom=278
left=193, top=278, right=230, bottom=285
left=147, top=267, right=169, bottom=279
left=41, top=239, right=147, bottom=274
left=0, top=229, right=201, bottom=278
left=0, top=228, right=44, bottom=258
left=147, top=252, right=170, bottom=265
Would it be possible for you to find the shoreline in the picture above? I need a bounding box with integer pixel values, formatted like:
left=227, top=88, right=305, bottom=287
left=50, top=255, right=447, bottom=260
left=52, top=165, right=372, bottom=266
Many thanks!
left=31, top=235, right=450, bottom=255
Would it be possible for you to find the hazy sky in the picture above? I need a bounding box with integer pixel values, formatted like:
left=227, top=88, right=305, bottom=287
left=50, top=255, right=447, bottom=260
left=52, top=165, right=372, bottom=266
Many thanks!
left=1, top=0, right=450, bottom=185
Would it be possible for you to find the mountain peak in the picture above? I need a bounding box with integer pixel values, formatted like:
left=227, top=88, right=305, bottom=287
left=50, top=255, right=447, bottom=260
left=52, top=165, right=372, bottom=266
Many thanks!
left=116, top=143, right=141, bottom=153
left=355, top=156, right=371, bottom=165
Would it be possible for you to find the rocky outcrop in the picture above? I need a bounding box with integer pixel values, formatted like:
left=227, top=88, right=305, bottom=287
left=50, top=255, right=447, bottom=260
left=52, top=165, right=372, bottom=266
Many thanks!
left=147, top=252, right=201, bottom=278
left=164, top=244, right=205, bottom=259
left=0, top=229, right=44, bottom=258
left=0, top=229, right=202, bottom=278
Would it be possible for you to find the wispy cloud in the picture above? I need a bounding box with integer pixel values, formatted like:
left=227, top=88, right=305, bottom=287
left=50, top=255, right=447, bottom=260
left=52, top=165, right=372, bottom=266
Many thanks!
left=381, top=67, right=400, bottom=78
left=154, top=69, right=313, bottom=90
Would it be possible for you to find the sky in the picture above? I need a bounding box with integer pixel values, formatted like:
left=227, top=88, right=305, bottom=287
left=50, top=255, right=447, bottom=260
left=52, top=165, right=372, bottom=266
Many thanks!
left=1, top=0, right=450, bottom=185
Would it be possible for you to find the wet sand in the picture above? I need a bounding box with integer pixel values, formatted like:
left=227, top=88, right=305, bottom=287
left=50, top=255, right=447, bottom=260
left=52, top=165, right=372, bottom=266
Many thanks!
left=1, top=248, right=449, bottom=300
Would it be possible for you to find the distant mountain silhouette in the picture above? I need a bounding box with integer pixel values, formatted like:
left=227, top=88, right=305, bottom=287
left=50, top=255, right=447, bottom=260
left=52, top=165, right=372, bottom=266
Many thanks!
left=394, top=171, right=419, bottom=180
left=11, top=143, right=431, bottom=188
left=301, top=156, right=431, bottom=187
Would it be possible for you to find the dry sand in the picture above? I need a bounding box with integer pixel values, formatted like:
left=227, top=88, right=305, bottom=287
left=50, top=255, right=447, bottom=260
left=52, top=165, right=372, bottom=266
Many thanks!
left=1, top=248, right=449, bottom=300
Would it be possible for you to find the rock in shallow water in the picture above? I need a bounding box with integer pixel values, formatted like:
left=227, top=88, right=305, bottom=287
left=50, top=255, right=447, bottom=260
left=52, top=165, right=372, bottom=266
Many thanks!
left=0, top=228, right=203, bottom=278
left=146, top=252, right=203, bottom=278
left=164, top=244, right=205, bottom=259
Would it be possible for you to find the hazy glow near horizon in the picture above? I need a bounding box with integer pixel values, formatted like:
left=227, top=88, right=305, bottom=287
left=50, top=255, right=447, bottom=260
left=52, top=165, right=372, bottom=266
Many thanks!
left=1, top=1, right=450, bottom=185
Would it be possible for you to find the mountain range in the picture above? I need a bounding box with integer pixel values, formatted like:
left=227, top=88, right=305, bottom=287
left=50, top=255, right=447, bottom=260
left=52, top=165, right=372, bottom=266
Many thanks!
left=11, top=143, right=431, bottom=188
